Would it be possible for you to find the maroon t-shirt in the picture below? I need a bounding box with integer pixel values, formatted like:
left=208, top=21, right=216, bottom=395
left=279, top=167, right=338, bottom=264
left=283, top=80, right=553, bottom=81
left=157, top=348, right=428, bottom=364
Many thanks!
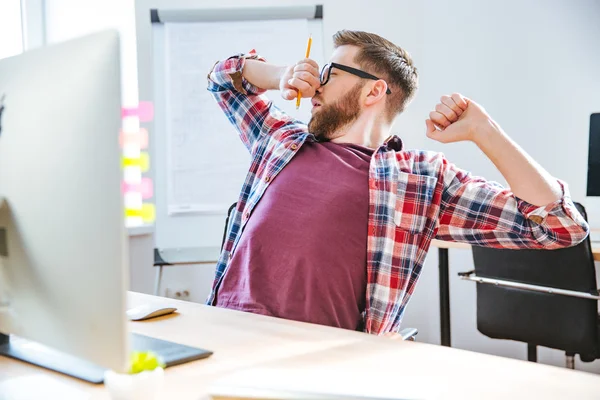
left=214, top=140, right=373, bottom=330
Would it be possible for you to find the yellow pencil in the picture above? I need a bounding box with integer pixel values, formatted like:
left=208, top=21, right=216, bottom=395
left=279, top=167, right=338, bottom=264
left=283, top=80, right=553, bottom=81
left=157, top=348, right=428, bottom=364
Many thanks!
left=296, top=34, right=313, bottom=110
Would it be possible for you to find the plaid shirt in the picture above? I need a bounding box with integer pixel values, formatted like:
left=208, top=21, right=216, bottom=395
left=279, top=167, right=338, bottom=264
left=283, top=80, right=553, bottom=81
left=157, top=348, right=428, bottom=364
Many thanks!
left=205, top=52, right=589, bottom=335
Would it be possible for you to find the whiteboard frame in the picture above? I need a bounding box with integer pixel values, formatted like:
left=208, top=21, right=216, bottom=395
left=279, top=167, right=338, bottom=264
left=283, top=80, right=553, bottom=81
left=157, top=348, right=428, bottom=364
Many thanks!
left=134, top=1, right=324, bottom=257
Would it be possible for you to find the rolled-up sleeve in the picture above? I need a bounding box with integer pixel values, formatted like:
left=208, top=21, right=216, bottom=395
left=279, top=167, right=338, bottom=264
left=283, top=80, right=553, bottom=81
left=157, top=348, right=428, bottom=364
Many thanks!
left=435, top=159, right=589, bottom=249
left=207, top=50, right=302, bottom=154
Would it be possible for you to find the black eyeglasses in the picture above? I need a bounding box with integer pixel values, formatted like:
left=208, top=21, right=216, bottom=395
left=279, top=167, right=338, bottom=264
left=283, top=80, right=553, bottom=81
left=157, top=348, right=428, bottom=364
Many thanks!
left=319, top=62, right=392, bottom=95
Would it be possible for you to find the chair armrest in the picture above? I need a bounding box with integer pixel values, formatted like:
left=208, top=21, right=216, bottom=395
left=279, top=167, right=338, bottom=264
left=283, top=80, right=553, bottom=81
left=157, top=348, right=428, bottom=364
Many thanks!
left=458, top=271, right=600, bottom=301
left=399, top=327, right=418, bottom=341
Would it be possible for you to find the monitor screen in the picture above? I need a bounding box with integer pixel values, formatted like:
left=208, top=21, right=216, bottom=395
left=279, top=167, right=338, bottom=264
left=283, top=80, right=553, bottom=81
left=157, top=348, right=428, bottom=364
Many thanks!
left=587, top=113, right=600, bottom=196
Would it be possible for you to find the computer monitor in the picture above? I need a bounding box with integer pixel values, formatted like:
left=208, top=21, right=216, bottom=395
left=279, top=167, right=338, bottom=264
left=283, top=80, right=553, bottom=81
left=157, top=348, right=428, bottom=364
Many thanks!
left=0, top=31, right=211, bottom=383
left=586, top=113, right=600, bottom=234
left=587, top=113, right=600, bottom=197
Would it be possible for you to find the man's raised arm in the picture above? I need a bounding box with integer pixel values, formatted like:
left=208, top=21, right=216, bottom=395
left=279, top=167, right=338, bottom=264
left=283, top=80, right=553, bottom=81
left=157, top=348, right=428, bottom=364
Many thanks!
left=427, top=93, right=589, bottom=249
left=207, top=51, right=319, bottom=152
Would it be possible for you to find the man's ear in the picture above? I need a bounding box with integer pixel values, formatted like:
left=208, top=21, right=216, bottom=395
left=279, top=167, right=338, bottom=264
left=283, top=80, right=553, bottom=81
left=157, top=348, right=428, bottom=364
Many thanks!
left=364, top=80, right=388, bottom=106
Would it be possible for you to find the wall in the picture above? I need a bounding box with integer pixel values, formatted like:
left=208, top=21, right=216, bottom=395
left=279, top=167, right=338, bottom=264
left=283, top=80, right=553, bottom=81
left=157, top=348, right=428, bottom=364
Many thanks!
left=402, top=0, right=600, bottom=374
left=44, top=0, right=138, bottom=107
left=44, top=0, right=600, bottom=373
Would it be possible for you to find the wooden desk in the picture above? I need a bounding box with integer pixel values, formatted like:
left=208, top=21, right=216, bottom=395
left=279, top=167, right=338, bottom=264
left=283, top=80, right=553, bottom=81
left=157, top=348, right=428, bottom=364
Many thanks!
left=1, top=292, right=599, bottom=400
left=431, top=230, right=600, bottom=347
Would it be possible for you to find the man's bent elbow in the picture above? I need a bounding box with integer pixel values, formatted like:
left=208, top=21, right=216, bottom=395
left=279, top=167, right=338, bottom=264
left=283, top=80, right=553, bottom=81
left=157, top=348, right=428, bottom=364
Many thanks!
left=542, top=220, right=590, bottom=250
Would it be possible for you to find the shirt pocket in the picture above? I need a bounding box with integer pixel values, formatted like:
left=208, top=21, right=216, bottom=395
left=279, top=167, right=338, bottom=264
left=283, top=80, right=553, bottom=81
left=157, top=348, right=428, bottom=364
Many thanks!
left=394, top=172, right=438, bottom=234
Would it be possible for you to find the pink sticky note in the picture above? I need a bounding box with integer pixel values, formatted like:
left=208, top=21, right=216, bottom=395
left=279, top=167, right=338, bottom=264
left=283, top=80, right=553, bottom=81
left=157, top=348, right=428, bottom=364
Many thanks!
left=137, top=102, right=154, bottom=122
left=138, top=128, right=149, bottom=149
left=121, top=107, right=136, bottom=118
left=121, top=102, right=154, bottom=122
left=122, top=177, right=153, bottom=199
left=139, top=177, right=153, bottom=198
left=119, top=128, right=149, bottom=149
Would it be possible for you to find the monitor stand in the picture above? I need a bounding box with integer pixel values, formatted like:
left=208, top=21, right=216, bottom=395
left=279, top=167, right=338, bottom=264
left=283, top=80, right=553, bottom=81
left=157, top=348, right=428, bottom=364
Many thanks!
left=0, top=332, right=213, bottom=384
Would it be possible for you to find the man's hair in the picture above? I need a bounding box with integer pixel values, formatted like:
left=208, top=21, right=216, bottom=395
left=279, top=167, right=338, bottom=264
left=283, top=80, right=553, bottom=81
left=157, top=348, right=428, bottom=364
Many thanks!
left=333, top=30, right=418, bottom=122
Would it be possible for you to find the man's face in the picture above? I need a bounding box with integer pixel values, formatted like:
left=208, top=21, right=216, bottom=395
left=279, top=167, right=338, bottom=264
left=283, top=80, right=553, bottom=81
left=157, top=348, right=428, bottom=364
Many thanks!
left=308, top=46, right=365, bottom=141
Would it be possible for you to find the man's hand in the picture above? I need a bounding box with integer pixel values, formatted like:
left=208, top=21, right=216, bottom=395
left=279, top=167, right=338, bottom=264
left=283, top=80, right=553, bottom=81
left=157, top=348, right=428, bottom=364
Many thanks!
left=426, top=93, right=563, bottom=207
left=426, top=93, right=493, bottom=144
left=280, top=58, right=321, bottom=101
left=242, top=58, right=320, bottom=100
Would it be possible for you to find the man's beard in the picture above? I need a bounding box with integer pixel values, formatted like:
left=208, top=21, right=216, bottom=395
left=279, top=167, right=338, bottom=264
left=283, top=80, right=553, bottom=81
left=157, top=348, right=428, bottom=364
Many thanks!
left=308, top=82, right=363, bottom=141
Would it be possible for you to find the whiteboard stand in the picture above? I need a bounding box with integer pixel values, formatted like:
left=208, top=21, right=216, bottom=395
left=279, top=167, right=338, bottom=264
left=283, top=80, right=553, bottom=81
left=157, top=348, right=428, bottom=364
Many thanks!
left=152, top=246, right=220, bottom=296
left=135, top=2, right=325, bottom=269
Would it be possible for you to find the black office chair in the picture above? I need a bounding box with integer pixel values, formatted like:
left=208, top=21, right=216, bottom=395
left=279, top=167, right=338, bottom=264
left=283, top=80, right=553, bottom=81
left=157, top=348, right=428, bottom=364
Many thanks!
left=459, top=202, right=600, bottom=369
left=222, top=202, right=419, bottom=340
left=220, top=202, right=238, bottom=251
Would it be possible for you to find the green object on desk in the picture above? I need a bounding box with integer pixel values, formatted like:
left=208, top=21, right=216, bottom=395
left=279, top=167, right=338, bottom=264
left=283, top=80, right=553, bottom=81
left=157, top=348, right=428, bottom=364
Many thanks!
left=128, top=351, right=165, bottom=374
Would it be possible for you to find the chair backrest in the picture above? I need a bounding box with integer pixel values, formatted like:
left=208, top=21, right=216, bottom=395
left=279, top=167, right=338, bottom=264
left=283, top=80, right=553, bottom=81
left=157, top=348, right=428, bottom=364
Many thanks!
left=221, top=202, right=238, bottom=251
left=471, top=202, right=599, bottom=360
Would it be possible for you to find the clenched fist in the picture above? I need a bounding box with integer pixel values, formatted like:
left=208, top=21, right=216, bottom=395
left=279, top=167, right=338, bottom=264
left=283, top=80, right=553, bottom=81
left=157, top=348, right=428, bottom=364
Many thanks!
left=426, top=93, right=494, bottom=144
left=280, top=58, right=321, bottom=101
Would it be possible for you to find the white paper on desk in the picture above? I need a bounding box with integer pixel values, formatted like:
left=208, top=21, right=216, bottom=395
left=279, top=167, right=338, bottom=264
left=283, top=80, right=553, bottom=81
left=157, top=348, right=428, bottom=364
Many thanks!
left=209, top=366, right=446, bottom=399
left=164, top=19, right=311, bottom=215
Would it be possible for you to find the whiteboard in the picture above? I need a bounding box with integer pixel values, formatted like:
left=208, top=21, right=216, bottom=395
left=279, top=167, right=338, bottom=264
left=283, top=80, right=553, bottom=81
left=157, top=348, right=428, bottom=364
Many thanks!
left=136, top=4, right=325, bottom=254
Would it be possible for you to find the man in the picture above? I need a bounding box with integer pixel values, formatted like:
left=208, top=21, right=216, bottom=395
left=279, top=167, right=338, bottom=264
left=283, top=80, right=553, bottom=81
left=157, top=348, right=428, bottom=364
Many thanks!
left=205, top=30, right=589, bottom=335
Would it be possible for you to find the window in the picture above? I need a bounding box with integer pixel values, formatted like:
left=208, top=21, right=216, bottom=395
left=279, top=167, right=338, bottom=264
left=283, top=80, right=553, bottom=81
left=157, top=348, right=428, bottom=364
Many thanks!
left=0, top=1, right=23, bottom=60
